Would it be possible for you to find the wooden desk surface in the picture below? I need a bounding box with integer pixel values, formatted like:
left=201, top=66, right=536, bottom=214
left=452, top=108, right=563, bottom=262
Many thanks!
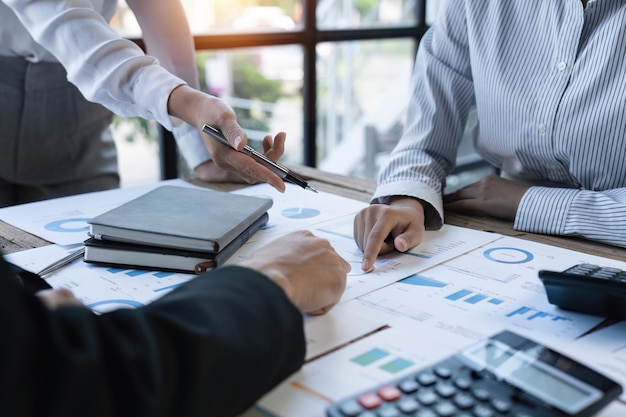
left=3, top=167, right=626, bottom=416
left=1, top=165, right=625, bottom=263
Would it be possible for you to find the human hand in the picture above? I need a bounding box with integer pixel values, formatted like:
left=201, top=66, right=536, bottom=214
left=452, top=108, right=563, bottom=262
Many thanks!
left=353, top=197, right=426, bottom=273
left=36, top=288, right=84, bottom=310
left=443, top=174, right=528, bottom=221
left=240, top=230, right=350, bottom=315
left=167, top=85, right=287, bottom=192
left=193, top=132, right=286, bottom=184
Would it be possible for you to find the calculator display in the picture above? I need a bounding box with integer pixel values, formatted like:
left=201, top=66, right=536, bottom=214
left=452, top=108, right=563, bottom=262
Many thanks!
left=463, top=340, right=602, bottom=414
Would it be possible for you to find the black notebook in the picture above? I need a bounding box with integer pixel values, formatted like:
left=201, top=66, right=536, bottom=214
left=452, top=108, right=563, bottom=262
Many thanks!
left=88, top=185, right=272, bottom=252
left=84, top=213, right=268, bottom=274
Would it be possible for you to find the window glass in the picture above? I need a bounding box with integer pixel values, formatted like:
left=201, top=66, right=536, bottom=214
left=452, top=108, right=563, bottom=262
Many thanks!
left=198, top=47, right=304, bottom=165
left=316, top=39, right=414, bottom=179
left=107, top=0, right=451, bottom=183
left=317, top=0, right=417, bottom=30
left=111, top=0, right=304, bottom=36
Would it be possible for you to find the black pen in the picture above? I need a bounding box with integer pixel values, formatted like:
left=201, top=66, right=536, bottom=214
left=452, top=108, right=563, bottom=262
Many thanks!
left=202, top=124, right=317, bottom=193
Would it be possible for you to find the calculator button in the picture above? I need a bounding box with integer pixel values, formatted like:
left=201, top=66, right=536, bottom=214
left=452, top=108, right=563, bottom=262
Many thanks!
left=566, top=264, right=596, bottom=276
left=417, top=372, right=437, bottom=386
left=433, top=401, right=457, bottom=416
left=453, top=392, right=475, bottom=409
left=473, top=403, right=495, bottom=417
left=397, top=397, right=420, bottom=414
left=453, top=376, right=471, bottom=390
left=377, top=385, right=401, bottom=402
left=357, top=392, right=381, bottom=409
left=338, top=399, right=362, bottom=416
left=491, top=398, right=511, bottom=413
left=378, top=406, right=401, bottom=417
left=416, top=389, right=438, bottom=405
left=591, top=271, right=614, bottom=279
left=398, top=378, right=419, bottom=393
left=471, top=388, right=490, bottom=401
left=415, top=409, right=438, bottom=417
left=615, top=272, right=626, bottom=281
left=435, top=382, right=457, bottom=398
left=434, top=366, right=452, bottom=379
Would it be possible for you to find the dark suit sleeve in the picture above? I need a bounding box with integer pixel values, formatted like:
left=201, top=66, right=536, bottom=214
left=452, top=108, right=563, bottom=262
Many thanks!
left=0, top=256, right=305, bottom=417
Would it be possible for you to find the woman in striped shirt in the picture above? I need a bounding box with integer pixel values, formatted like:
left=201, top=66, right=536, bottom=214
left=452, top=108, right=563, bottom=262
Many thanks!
left=354, top=0, right=626, bottom=272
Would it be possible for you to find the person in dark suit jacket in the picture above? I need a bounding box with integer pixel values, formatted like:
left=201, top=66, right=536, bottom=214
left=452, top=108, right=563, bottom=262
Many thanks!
left=1, top=230, right=350, bottom=417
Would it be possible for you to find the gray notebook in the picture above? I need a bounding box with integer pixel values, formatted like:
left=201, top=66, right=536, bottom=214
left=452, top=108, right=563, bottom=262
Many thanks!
left=88, top=185, right=272, bottom=252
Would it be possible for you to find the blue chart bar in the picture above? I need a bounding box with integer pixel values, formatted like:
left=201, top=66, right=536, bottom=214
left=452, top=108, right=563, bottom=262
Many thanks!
left=400, top=274, right=447, bottom=288
left=445, top=289, right=504, bottom=306
left=465, top=294, right=488, bottom=304
left=351, top=348, right=389, bottom=366
left=506, top=306, right=572, bottom=322
left=125, top=270, right=153, bottom=277
left=380, top=357, right=414, bottom=374
left=446, top=289, right=472, bottom=301
left=154, top=283, right=184, bottom=293
left=107, top=267, right=174, bottom=278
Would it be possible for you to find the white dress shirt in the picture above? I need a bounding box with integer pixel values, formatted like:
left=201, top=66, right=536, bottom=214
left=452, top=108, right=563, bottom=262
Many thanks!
left=1, top=0, right=209, bottom=169
left=374, top=0, right=626, bottom=248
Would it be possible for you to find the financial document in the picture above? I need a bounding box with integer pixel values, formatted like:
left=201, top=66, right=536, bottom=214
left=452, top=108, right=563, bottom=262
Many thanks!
left=5, top=180, right=626, bottom=417
left=257, top=236, right=626, bottom=417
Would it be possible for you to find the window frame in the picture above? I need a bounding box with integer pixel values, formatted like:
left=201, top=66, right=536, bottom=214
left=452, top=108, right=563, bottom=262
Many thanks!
left=140, top=0, right=429, bottom=178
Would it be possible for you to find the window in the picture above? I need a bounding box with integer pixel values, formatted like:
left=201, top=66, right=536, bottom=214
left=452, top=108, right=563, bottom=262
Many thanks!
left=111, top=0, right=490, bottom=189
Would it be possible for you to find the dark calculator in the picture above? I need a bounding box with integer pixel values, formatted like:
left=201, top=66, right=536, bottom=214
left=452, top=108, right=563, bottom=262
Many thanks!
left=326, top=330, right=622, bottom=417
left=538, top=263, right=626, bottom=319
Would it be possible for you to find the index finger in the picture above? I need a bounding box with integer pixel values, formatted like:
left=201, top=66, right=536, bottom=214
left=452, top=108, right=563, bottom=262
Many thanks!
left=361, top=220, right=395, bottom=273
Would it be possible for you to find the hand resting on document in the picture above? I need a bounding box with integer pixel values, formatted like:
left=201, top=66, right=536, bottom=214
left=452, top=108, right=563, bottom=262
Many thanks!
left=240, top=230, right=350, bottom=316
left=36, top=230, right=350, bottom=316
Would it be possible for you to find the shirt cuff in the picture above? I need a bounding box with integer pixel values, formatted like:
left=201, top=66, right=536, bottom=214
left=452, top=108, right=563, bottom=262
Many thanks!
left=514, top=186, right=578, bottom=235
left=371, top=181, right=444, bottom=230
left=133, top=65, right=188, bottom=131
left=172, top=123, right=211, bottom=170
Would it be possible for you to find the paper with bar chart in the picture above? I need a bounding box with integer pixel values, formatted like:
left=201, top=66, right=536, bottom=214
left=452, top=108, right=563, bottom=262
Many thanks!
left=355, top=235, right=611, bottom=341
left=6, top=244, right=195, bottom=314
left=255, top=235, right=626, bottom=417
left=258, top=322, right=485, bottom=417
left=229, top=212, right=502, bottom=303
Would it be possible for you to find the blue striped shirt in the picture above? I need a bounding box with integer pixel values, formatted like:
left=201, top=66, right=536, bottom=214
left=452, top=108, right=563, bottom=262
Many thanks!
left=374, top=0, right=626, bottom=248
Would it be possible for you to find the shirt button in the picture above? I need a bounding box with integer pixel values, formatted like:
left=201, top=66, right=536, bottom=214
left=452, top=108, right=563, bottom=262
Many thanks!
left=557, top=61, right=567, bottom=71
left=537, top=123, right=547, bottom=133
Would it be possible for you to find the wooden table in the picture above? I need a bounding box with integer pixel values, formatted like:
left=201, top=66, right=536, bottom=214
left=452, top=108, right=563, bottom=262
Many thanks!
left=2, top=165, right=625, bottom=263
left=3, top=167, right=626, bottom=416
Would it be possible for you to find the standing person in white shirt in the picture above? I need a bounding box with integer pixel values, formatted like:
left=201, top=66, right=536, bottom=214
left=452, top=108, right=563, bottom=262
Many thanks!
left=354, top=0, right=626, bottom=272
left=0, top=0, right=288, bottom=207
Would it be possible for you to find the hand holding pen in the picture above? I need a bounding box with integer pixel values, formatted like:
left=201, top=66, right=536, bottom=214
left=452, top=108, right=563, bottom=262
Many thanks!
left=202, top=124, right=317, bottom=193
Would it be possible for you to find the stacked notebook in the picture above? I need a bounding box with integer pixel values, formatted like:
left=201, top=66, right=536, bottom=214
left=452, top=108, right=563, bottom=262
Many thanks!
left=84, top=185, right=272, bottom=274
